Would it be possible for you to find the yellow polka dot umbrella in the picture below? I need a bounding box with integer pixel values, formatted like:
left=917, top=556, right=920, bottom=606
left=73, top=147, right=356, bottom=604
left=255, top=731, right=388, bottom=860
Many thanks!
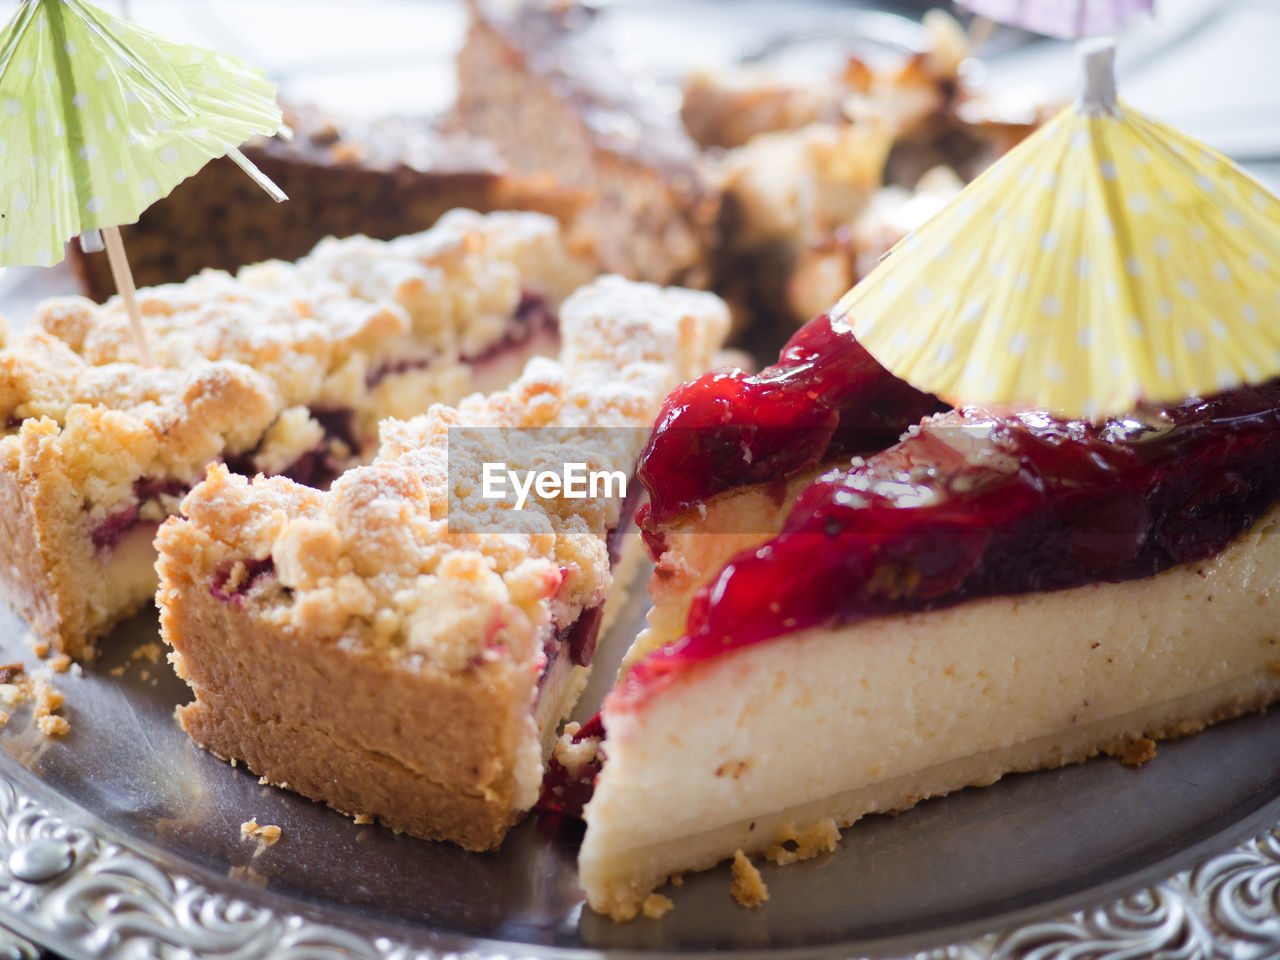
left=832, top=42, right=1280, bottom=419
left=0, top=0, right=285, bottom=361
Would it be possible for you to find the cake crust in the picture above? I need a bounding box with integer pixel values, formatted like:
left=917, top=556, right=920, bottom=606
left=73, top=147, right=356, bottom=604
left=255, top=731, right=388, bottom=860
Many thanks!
left=162, top=514, right=539, bottom=848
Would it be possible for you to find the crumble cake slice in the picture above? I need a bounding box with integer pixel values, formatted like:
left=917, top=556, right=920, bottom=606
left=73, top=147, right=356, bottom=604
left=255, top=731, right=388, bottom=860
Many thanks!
left=39, top=210, right=592, bottom=447
left=156, top=276, right=729, bottom=850
left=4, top=211, right=592, bottom=657
left=0, top=333, right=280, bottom=660
left=455, top=0, right=719, bottom=288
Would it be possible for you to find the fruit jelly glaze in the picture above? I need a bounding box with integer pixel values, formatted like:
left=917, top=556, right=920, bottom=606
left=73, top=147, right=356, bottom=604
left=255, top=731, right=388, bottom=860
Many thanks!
left=636, top=313, right=945, bottom=529
left=627, top=377, right=1280, bottom=698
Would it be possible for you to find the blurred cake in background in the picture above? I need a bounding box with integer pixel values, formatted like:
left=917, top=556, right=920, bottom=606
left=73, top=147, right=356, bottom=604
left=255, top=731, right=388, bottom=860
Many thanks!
left=455, top=0, right=720, bottom=289
left=73, top=1, right=1049, bottom=341
left=70, top=105, right=580, bottom=302
left=704, top=10, right=1050, bottom=326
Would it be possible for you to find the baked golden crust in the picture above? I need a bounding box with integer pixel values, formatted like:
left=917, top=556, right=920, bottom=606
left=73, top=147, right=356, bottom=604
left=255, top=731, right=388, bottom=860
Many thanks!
left=161, top=520, right=540, bottom=849
left=157, top=275, right=729, bottom=849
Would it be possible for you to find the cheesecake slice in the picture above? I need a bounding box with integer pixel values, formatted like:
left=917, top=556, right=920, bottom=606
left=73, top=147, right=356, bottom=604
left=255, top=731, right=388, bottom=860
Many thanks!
left=2, top=210, right=590, bottom=657
left=569, top=311, right=1280, bottom=920
left=156, top=276, right=729, bottom=850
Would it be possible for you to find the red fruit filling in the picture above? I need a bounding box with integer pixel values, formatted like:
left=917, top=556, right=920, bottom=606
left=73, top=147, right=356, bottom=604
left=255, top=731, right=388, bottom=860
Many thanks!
left=538, top=713, right=605, bottom=817
left=465, top=292, right=557, bottom=366
left=365, top=293, right=556, bottom=389
left=89, top=478, right=191, bottom=552
left=209, top=557, right=276, bottom=607
left=538, top=489, right=641, bottom=684
left=626, top=380, right=1280, bottom=700
left=636, top=313, right=944, bottom=531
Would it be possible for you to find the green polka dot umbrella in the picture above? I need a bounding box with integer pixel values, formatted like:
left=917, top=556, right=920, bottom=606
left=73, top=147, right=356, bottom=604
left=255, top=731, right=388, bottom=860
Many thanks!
left=832, top=43, right=1280, bottom=419
left=0, top=0, right=284, bottom=359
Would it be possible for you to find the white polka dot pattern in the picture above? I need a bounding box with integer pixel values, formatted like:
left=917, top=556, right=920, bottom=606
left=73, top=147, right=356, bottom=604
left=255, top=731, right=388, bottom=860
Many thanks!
left=0, top=0, right=281, bottom=269
left=834, top=99, right=1280, bottom=419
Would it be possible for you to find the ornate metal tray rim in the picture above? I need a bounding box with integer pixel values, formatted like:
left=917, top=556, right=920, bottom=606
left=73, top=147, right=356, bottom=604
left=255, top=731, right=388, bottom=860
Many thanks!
left=1, top=745, right=1279, bottom=960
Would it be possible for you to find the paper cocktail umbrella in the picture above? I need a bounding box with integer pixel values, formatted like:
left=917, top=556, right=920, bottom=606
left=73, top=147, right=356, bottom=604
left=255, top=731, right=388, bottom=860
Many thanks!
left=832, top=41, right=1280, bottom=419
left=0, top=0, right=285, bottom=361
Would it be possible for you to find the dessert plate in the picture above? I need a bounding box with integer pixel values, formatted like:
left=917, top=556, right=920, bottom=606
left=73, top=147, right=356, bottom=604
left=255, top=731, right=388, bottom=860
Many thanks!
left=0, top=567, right=1279, bottom=959
left=0, top=259, right=1275, bottom=960
left=1, top=3, right=1279, bottom=939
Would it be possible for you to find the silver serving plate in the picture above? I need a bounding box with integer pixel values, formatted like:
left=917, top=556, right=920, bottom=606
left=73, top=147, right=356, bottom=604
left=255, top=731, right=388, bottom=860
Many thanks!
left=0, top=575, right=1278, bottom=960
left=2, top=3, right=1279, bottom=950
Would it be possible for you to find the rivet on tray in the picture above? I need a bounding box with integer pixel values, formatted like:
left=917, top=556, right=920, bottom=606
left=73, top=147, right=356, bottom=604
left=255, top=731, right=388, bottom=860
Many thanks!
left=7, top=840, right=74, bottom=884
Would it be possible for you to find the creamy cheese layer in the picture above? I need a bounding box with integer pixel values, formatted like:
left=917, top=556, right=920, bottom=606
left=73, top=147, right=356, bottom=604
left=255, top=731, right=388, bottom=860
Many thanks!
left=582, top=502, right=1280, bottom=918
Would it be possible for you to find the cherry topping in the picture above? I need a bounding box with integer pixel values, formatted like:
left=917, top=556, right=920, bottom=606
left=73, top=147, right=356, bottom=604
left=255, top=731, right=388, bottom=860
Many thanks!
left=637, top=313, right=944, bottom=527
left=625, top=383, right=1280, bottom=702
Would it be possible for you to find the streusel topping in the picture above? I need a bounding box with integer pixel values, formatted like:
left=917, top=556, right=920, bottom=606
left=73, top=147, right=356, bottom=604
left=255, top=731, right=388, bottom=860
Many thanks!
left=27, top=211, right=592, bottom=417
left=172, top=276, right=729, bottom=673
left=0, top=335, right=279, bottom=513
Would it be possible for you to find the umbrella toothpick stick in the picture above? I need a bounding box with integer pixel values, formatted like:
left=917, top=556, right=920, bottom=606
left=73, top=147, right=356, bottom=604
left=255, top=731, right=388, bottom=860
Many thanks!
left=101, top=225, right=153, bottom=367
left=1078, top=39, right=1117, bottom=115
left=226, top=148, right=288, bottom=203
left=0, top=0, right=286, bottom=369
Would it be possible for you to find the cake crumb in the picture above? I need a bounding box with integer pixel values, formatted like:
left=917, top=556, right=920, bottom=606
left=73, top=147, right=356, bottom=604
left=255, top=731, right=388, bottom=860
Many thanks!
left=258, top=776, right=269, bottom=786
left=730, top=850, right=768, bottom=908
left=552, top=721, right=603, bottom=777
left=131, top=643, right=163, bottom=664
left=229, top=865, right=268, bottom=889
left=1119, top=737, right=1157, bottom=767
left=0, top=682, right=30, bottom=709
left=240, top=819, right=281, bottom=857
left=108, top=665, right=126, bottom=677
left=641, top=893, right=674, bottom=919
left=36, top=714, right=69, bottom=737
left=0, top=663, right=25, bottom=686
left=30, top=642, right=48, bottom=659
left=32, top=678, right=68, bottom=737
left=765, top=818, right=841, bottom=865
left=49, top=654, right=72, bottom=674
left=240, top=818, right=282, bottom=852
left=353, top=812, right=374, bottom=825
left=670, top=873, right=684, bottom=887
